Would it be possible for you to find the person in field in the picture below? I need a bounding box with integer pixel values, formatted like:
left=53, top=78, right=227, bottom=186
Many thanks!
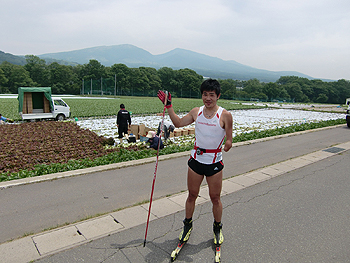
left=116, top=104, right=131, bottom=144
left=0, top=114, right=13, bottom=124
left=157, top=120, right=175, bottom=141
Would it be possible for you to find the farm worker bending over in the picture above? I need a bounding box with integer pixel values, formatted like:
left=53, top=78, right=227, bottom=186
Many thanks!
left=116, top=104, right=131, bottom=144
left=157, top=79, right=233, bottom=247
left=157, top=120, right=175, bottom=141
left=0, top=114, right=14, bottom=124
left=146, top=131, right=164, bottom=150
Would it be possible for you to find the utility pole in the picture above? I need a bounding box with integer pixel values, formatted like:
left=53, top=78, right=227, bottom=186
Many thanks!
left=101, top=77, right=103, bottom=95
left=114, top=74, right=117, bottom=96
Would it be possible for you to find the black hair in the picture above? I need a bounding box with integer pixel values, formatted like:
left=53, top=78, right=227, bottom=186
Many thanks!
left=120, top=104, right=125, bottom=108
left=200, top=79, right=221, bottom=96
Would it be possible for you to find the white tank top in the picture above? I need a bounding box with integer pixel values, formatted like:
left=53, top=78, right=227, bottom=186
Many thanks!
left=191, top=106, right=226, bottom=164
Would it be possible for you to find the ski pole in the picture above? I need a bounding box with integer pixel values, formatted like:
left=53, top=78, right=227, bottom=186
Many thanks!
left=143, top=92, right=168, bottom=247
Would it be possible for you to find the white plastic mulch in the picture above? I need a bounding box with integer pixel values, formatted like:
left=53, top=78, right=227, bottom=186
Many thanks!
left=76, top=108, right=345, bottom=143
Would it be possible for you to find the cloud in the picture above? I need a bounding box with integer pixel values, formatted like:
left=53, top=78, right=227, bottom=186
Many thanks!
left=1, top=0, right=350, bottom=80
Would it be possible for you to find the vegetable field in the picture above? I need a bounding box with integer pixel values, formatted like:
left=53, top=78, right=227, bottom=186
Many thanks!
left=0, top=96, right=262, bottom=120
left=0, top=120, right=194, bottom=182
left=0, top=95, right=347, bottom=182
left=0, top=122, right=119, bottom=175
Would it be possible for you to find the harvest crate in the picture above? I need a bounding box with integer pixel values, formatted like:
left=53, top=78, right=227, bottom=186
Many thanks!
left=128, top=124, right=139, bottom=139
left=43, top=94, right=50, bottom=113
left=23, top=92, right=33, bottom=114
left=138, top=123, right=146, bottom=137
left=181, top=129, right=189, bottom=136
left=174, top=129, right=182, bottom=137
left=187, top=128, right=195, bottom=135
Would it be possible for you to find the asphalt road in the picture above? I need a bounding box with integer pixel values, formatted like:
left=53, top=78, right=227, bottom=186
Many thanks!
left=34, top=127, right=350, bottom=263
left=1, top=125, right=349, bottom=246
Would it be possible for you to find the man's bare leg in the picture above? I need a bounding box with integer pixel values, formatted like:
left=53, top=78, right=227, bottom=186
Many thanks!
left=185, top=167, right=204, bottom=219
left=206, top=171, right=223, bottom=222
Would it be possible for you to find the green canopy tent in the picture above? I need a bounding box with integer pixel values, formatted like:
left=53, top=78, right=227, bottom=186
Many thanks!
left=17, top=87, right=54, bottom=114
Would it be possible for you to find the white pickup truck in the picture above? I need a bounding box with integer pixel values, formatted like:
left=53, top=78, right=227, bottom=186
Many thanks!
left=18, top=87, right=71, bottom=121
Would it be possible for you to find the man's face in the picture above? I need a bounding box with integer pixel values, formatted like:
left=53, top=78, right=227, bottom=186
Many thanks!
left=202, top=90, right=220, bottom=108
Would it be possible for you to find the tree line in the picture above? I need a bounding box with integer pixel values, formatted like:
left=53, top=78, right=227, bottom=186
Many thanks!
left=1, top=55, right=350, bottom=104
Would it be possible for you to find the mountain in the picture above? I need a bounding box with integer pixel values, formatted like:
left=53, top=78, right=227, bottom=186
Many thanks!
left=1, top=44, right=314, bottom=82
left=39, top=44, right=312, bottom=82
left=0, top=51, right=77, bottom=67
left=0, top=51, right=26, bottom=65
left=40, top=45, right=155, bottom=67
left=153, top=48, right=312, bottom=81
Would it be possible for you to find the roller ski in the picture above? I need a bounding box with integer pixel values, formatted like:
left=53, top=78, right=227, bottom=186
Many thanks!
left=171, top=241, right=185, bottom=262
left=171, top=218, right=192, bottom=262
left=214, top=245, right=221, bottom=263
left=213, top=221, right=223, bottom=263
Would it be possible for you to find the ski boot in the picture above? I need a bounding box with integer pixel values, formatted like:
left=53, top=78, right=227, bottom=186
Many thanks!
left=171, top=218, right=193, bottom=261
left=213, top=221, right=224, bottom=245
left=179, top=218, right=193, bottom=242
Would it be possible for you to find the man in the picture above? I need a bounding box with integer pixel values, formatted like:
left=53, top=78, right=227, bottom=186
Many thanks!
left=157, top=120, right=175, bottom=141
left=0, top=114, right=13, bottom=124
left=116, top=104, right=131, bottom=144
left=146, top=131, right=164, bottom=150
left=157, top=79, right=233, bottom=247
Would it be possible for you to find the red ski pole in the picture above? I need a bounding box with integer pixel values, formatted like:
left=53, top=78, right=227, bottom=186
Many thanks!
left=143, top=92, right=168, bottom=247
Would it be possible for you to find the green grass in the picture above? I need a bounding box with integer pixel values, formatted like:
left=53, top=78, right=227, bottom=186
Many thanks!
left=0, top=98, right=18, bottom=120
left=0, top=96, right=263, bottom=120
left=0, top=143, right=194, bottom=182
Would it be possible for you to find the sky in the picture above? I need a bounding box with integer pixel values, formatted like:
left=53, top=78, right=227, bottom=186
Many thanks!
left=1, top=0, right=350, bottom=80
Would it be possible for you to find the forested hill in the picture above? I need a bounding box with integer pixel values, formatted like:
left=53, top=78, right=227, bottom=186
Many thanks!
left=0, top=51, right=77, bottom=67
left=2, top=45, right=316, bottom=82
left=38, top=44, right=313, bottom=82
left=0, top=51, right=26, bottom=65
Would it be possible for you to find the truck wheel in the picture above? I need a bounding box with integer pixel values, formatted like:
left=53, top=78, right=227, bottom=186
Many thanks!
left=347, top=122, right=350, bottom=128
left=56, top=114, right=65, bottom=121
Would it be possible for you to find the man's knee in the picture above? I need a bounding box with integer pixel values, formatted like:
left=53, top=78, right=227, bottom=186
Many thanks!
left=210, top=194, right=221, bottom=205
left=188, top=191, right=199, bottom=202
